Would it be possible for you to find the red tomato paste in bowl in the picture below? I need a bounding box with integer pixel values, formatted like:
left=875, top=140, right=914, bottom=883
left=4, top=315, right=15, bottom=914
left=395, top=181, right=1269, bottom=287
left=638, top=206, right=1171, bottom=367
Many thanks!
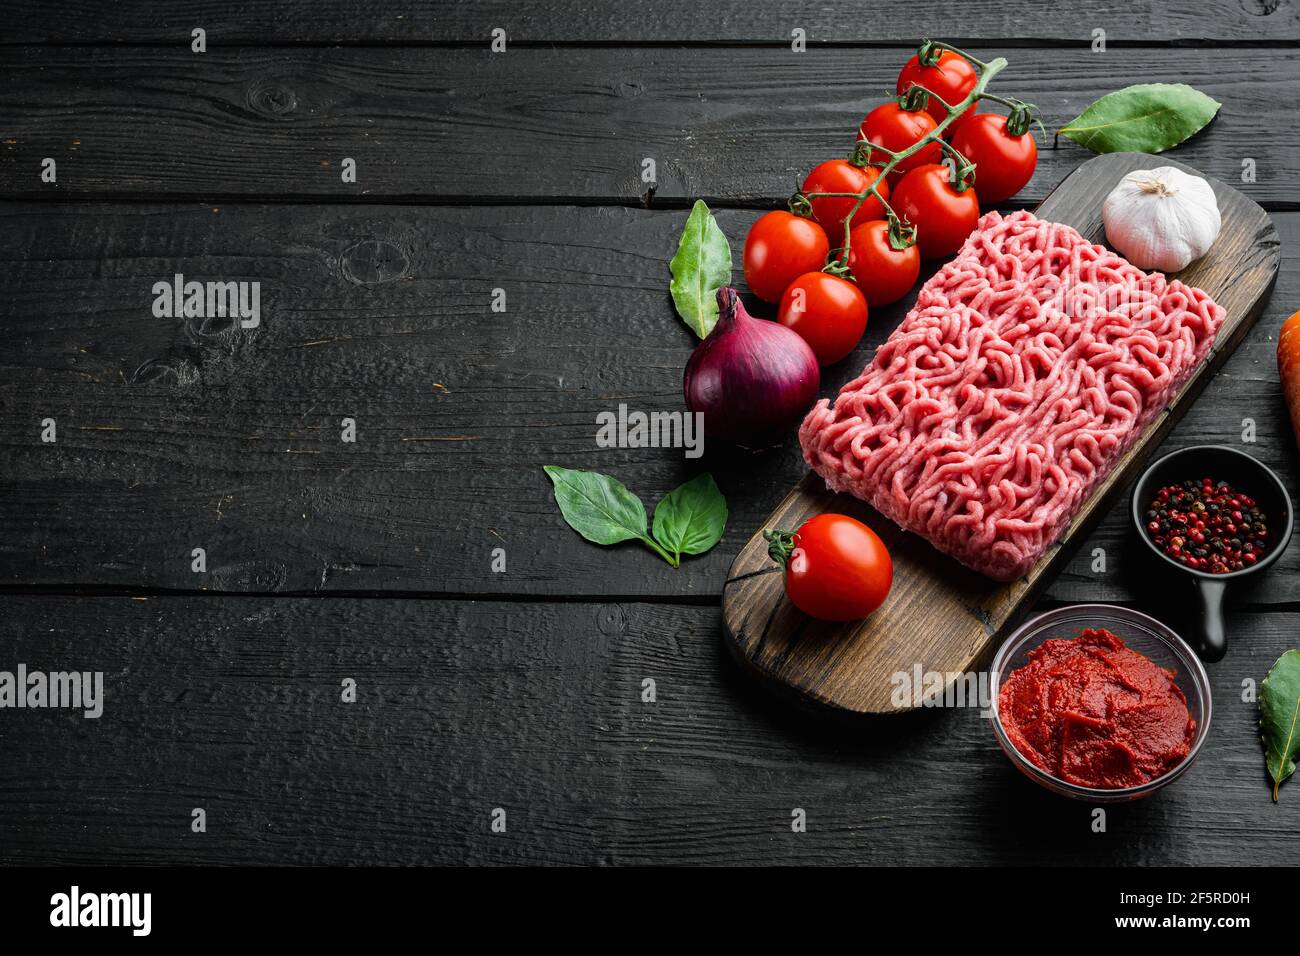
left=997, top=628, right=1196, bottom=789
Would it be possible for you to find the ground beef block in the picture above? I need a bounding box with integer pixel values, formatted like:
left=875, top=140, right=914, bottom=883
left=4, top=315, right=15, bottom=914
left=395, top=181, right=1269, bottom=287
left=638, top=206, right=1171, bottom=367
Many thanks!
left=799, top=210, right=1225, bottom=581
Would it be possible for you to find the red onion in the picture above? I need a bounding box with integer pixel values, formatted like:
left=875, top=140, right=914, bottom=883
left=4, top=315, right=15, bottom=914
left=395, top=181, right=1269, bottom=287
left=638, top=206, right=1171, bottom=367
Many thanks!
left=684, top=287, right=820, bottom=448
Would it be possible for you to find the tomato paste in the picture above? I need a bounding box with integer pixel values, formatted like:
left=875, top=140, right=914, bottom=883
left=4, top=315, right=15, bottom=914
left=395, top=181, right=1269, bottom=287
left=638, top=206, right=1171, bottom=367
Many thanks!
left=998, top=628, right=1195, bottom=789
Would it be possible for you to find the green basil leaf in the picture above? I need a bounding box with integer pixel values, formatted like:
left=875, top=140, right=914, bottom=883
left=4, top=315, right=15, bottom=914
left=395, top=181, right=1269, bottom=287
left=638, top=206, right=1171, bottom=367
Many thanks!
left=543, top=465, right=649, bottom=546
left=1261, top=649, right=1300, bottom=801
left=669, top=200, right=732, bottom=339
left=1060, top=83, right=1220, bottom=155
left=652, top=472, right=728, bottom=560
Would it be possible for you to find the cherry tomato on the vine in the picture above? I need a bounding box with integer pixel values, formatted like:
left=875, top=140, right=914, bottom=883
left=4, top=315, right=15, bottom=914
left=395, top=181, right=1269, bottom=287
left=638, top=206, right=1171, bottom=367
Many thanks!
left=801, top=160, right=890, bottom=236
left=950, top=113, right=1038, bottom=205
left=891, top=164, right=980, bottom=260
left=847, top=220, right=921, bottom=307
left=777, top=271, right=868, bottom=366
left=896, top=49, right=978, bottom=127
left=859, top=103, right=942, bottom=185
left=765, top=514, right=893, bottom=621
left=742, top=210, right=830, bottom=303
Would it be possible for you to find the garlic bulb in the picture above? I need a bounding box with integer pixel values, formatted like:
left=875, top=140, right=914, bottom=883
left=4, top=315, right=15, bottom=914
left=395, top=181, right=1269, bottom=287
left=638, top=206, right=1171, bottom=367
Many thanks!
left=1102, top=166, right=1221, bottom=272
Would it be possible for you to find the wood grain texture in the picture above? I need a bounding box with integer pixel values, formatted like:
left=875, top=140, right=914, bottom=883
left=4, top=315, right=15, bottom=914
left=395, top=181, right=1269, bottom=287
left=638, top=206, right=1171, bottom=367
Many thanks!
left=1, top=201, right=1296, bottom=601
left=723, top=153, right=1281, bottom=714
left=2, top=2, right=1298, bottom=872
left=0, top=595, right=1293, bottom=866
left=2, top=46, right=1298, bottom=205
left=3, top=0, right=1294, bottom=43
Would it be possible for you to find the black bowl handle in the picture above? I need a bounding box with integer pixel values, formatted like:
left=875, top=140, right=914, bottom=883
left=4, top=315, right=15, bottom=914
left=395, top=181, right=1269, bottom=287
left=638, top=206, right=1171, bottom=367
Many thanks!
left=1190, top=578, right=1229, bottom=663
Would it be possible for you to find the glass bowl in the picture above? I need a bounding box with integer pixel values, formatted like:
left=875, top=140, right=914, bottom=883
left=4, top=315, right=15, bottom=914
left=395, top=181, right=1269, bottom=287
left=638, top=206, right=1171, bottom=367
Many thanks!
left=989, top=604, right=1212, bottom=802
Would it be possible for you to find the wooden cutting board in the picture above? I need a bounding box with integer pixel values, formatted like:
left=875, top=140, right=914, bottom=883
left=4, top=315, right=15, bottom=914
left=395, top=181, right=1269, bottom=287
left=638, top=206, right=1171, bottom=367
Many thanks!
left=721, top=151, right=1280, bottom=714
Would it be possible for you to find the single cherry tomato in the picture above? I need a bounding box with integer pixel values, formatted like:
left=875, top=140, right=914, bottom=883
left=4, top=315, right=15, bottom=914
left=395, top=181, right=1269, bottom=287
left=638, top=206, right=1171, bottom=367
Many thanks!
left=777, top=271, right=868, bottom=366
left=847, top=220, right=921, bottom=307
left=950, top=113, right=1038, bottom=205
left=764, top=514, right=893, bottom=621
left=859, top=103, right=942, bottom=185
left=801, top=159, right=890, bottom=236
left=896, top=49, right=978, bottom=126
left=891, top=164, right=980, bottom=260
left=742, top=210, right=830, bottom=303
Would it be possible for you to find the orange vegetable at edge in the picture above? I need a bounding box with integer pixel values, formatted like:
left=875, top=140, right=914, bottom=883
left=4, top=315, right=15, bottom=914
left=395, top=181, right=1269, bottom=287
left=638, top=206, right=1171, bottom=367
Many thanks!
left=1278, top=310, right=1300, bottom=450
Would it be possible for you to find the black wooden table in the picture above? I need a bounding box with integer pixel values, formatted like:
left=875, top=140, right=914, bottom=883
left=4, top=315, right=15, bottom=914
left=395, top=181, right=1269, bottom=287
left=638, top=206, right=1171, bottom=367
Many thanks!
left=1, top=1, right=1297, bottom=865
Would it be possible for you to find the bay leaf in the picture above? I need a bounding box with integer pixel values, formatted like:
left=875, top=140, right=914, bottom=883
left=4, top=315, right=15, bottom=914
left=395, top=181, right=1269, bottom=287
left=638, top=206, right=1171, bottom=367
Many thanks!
left=669, top=200, right=732, bottom=339
left=1060, top=83, right=1221, bottom=155
left=1260, top=649, right=1300, bottom=801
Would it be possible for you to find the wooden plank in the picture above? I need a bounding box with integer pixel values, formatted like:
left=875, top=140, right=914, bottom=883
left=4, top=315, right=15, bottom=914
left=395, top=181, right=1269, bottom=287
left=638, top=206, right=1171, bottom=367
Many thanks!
left=1, top=201, right=1296, bottom=601
left=3, top=0, right=1294, bottom=44
left=723, top=153, right=1281, bottom=714
left=0, top=201, right=733, bottom=598
left=0, top=594, right=1293, bottom=865
left=1, top=45, right=1297, bottom=206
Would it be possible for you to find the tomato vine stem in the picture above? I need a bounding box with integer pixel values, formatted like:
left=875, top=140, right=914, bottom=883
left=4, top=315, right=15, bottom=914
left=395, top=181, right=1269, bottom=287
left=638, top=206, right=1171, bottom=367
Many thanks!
left=794, top=40, right=1021, bottom=273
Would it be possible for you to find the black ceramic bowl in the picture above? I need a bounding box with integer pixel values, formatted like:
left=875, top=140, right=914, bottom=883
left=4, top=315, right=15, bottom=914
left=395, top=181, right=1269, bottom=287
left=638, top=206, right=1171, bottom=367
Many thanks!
left=1130, top=445, right=1293, bottom=662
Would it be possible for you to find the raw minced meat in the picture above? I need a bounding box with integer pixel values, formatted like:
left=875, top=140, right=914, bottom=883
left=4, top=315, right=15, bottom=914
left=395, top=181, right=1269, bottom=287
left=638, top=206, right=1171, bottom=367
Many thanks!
left=799, top=210, right=1225, bottom=581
